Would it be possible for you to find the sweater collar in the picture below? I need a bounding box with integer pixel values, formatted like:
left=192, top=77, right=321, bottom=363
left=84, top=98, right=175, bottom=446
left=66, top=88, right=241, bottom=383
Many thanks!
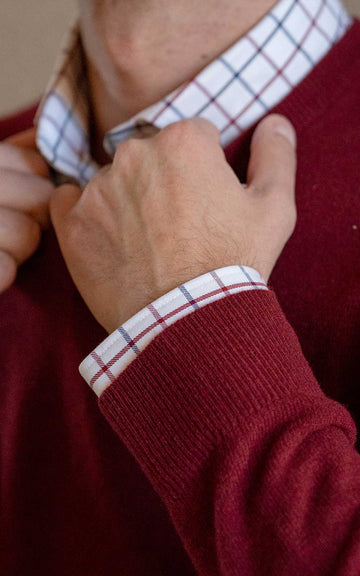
left=36, top=0, right=352, bottom=186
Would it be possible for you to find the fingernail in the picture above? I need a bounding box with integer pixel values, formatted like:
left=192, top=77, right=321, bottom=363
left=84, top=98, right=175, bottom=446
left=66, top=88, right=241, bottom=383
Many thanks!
left=275, top=122, right=297, bottom=147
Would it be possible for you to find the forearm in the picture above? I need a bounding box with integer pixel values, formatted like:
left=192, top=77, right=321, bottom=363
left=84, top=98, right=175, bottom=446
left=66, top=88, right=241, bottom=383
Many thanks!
left=98, top=290, right=360, bottom=575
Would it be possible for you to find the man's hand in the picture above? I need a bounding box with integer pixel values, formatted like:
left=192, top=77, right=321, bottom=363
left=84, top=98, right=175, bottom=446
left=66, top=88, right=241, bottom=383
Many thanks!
left=0, top=128, right=54, bottom=293
left=51, top=114, right=297, bottom=334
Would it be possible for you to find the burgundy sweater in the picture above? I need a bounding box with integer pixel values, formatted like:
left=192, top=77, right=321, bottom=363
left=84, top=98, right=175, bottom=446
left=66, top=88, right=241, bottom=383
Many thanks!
left=1, top=20, right=360, bottom=576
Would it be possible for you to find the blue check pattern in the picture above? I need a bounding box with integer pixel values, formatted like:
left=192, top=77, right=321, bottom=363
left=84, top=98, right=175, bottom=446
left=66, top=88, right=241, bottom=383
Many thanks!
left=79, top=266, right=268, bottom=397
left=34, top=0, right=352, bottom=394
left=36, top=0, right=351, bottom=187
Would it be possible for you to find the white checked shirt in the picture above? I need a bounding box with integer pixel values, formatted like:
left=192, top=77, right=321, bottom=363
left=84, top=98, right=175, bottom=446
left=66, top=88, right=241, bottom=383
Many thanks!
left=35, top=0, right=352, bottom=396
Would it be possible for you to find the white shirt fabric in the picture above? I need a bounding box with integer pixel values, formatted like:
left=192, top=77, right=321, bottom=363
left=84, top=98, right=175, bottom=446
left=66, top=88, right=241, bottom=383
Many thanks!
left=34, top=0, right=352, bottom=396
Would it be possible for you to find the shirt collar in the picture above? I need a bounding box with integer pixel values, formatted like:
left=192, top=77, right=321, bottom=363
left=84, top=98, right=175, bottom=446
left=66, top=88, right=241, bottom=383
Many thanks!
left=36, top=0, right=352, bottom=186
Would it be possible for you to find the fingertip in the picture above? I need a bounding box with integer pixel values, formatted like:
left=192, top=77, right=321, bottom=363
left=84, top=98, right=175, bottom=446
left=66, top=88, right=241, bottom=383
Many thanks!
left=273, top=116, right=297, bottom=148
left=253, top=114, right=297, bottom=148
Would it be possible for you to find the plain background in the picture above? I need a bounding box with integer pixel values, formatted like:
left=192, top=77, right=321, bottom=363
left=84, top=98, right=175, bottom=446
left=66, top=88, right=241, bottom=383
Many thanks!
left=0, top=0, right=359, bottom=117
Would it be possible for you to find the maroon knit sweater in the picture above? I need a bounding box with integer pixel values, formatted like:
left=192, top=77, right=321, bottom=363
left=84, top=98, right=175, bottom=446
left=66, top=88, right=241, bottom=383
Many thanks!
left=1, top=20, right=360, bottom=576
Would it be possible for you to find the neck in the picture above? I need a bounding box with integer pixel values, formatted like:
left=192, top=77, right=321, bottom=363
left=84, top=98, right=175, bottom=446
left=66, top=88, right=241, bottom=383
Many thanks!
left=79, top=0, right=277, bottom=164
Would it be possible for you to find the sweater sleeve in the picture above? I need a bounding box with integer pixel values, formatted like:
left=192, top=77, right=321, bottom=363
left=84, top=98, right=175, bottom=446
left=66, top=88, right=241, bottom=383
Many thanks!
left=79, top=265, right=267, bottom=396
left=98, top=289, right=360, bottom=576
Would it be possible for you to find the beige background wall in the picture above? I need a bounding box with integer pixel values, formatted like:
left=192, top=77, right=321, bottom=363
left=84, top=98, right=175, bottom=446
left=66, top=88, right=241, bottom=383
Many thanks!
left=0, top=0, right=76, bottom=116
left=0, top=0, right=359, bottom=117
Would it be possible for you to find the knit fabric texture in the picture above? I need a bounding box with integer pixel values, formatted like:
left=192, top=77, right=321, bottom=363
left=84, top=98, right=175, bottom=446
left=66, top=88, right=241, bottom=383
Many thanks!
left=0, top=19, right=360, bottom=576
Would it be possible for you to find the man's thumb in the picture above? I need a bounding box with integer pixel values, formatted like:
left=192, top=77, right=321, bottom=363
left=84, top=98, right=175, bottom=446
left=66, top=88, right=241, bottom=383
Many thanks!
left=247, top=114, right=297, bottom=200
left=50, top=184, right=82, bottom=236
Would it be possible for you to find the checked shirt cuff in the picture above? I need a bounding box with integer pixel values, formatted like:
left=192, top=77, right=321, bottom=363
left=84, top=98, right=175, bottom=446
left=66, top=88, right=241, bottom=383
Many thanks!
left=79, top=265, right=267, bottom=397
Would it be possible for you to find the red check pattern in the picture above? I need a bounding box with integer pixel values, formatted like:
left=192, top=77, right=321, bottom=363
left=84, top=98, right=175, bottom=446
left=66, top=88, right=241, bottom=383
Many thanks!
left=104, top=0, right=352, bottom=153
left=34, top=0, right=351, bottom=394
left=79, top=266, right=267, bottom=396
left=36, top=0, right=351, bottom=185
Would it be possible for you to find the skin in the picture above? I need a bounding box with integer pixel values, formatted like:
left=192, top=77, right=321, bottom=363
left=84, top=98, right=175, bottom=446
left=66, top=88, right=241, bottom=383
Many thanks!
left=51, top=115, right=297, bottom=333
left=0, top=129, right=54, bottom=292
left=0, top=0, right=295, bottom=311
left=79, top=0, right=277, bottom=162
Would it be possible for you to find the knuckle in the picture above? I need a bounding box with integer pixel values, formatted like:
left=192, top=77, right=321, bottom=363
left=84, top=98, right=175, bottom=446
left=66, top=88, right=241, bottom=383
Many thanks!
left=80, top=174, right=112, bottom=214
left=81, top=176, right=100, bottom=200
left=65, top=220, right=81, bottom=249
left=158, top=119, right=199, bottom=148
left=113, top=138, right=142, bottom=172
left=58, top=215, right=83, bottom=258
left=64, top=212, right=92, bottom=255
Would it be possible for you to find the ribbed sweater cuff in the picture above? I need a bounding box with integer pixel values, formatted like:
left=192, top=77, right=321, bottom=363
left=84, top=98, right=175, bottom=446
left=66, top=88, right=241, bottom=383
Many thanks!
left=99, top=290, right=326, bottom=497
